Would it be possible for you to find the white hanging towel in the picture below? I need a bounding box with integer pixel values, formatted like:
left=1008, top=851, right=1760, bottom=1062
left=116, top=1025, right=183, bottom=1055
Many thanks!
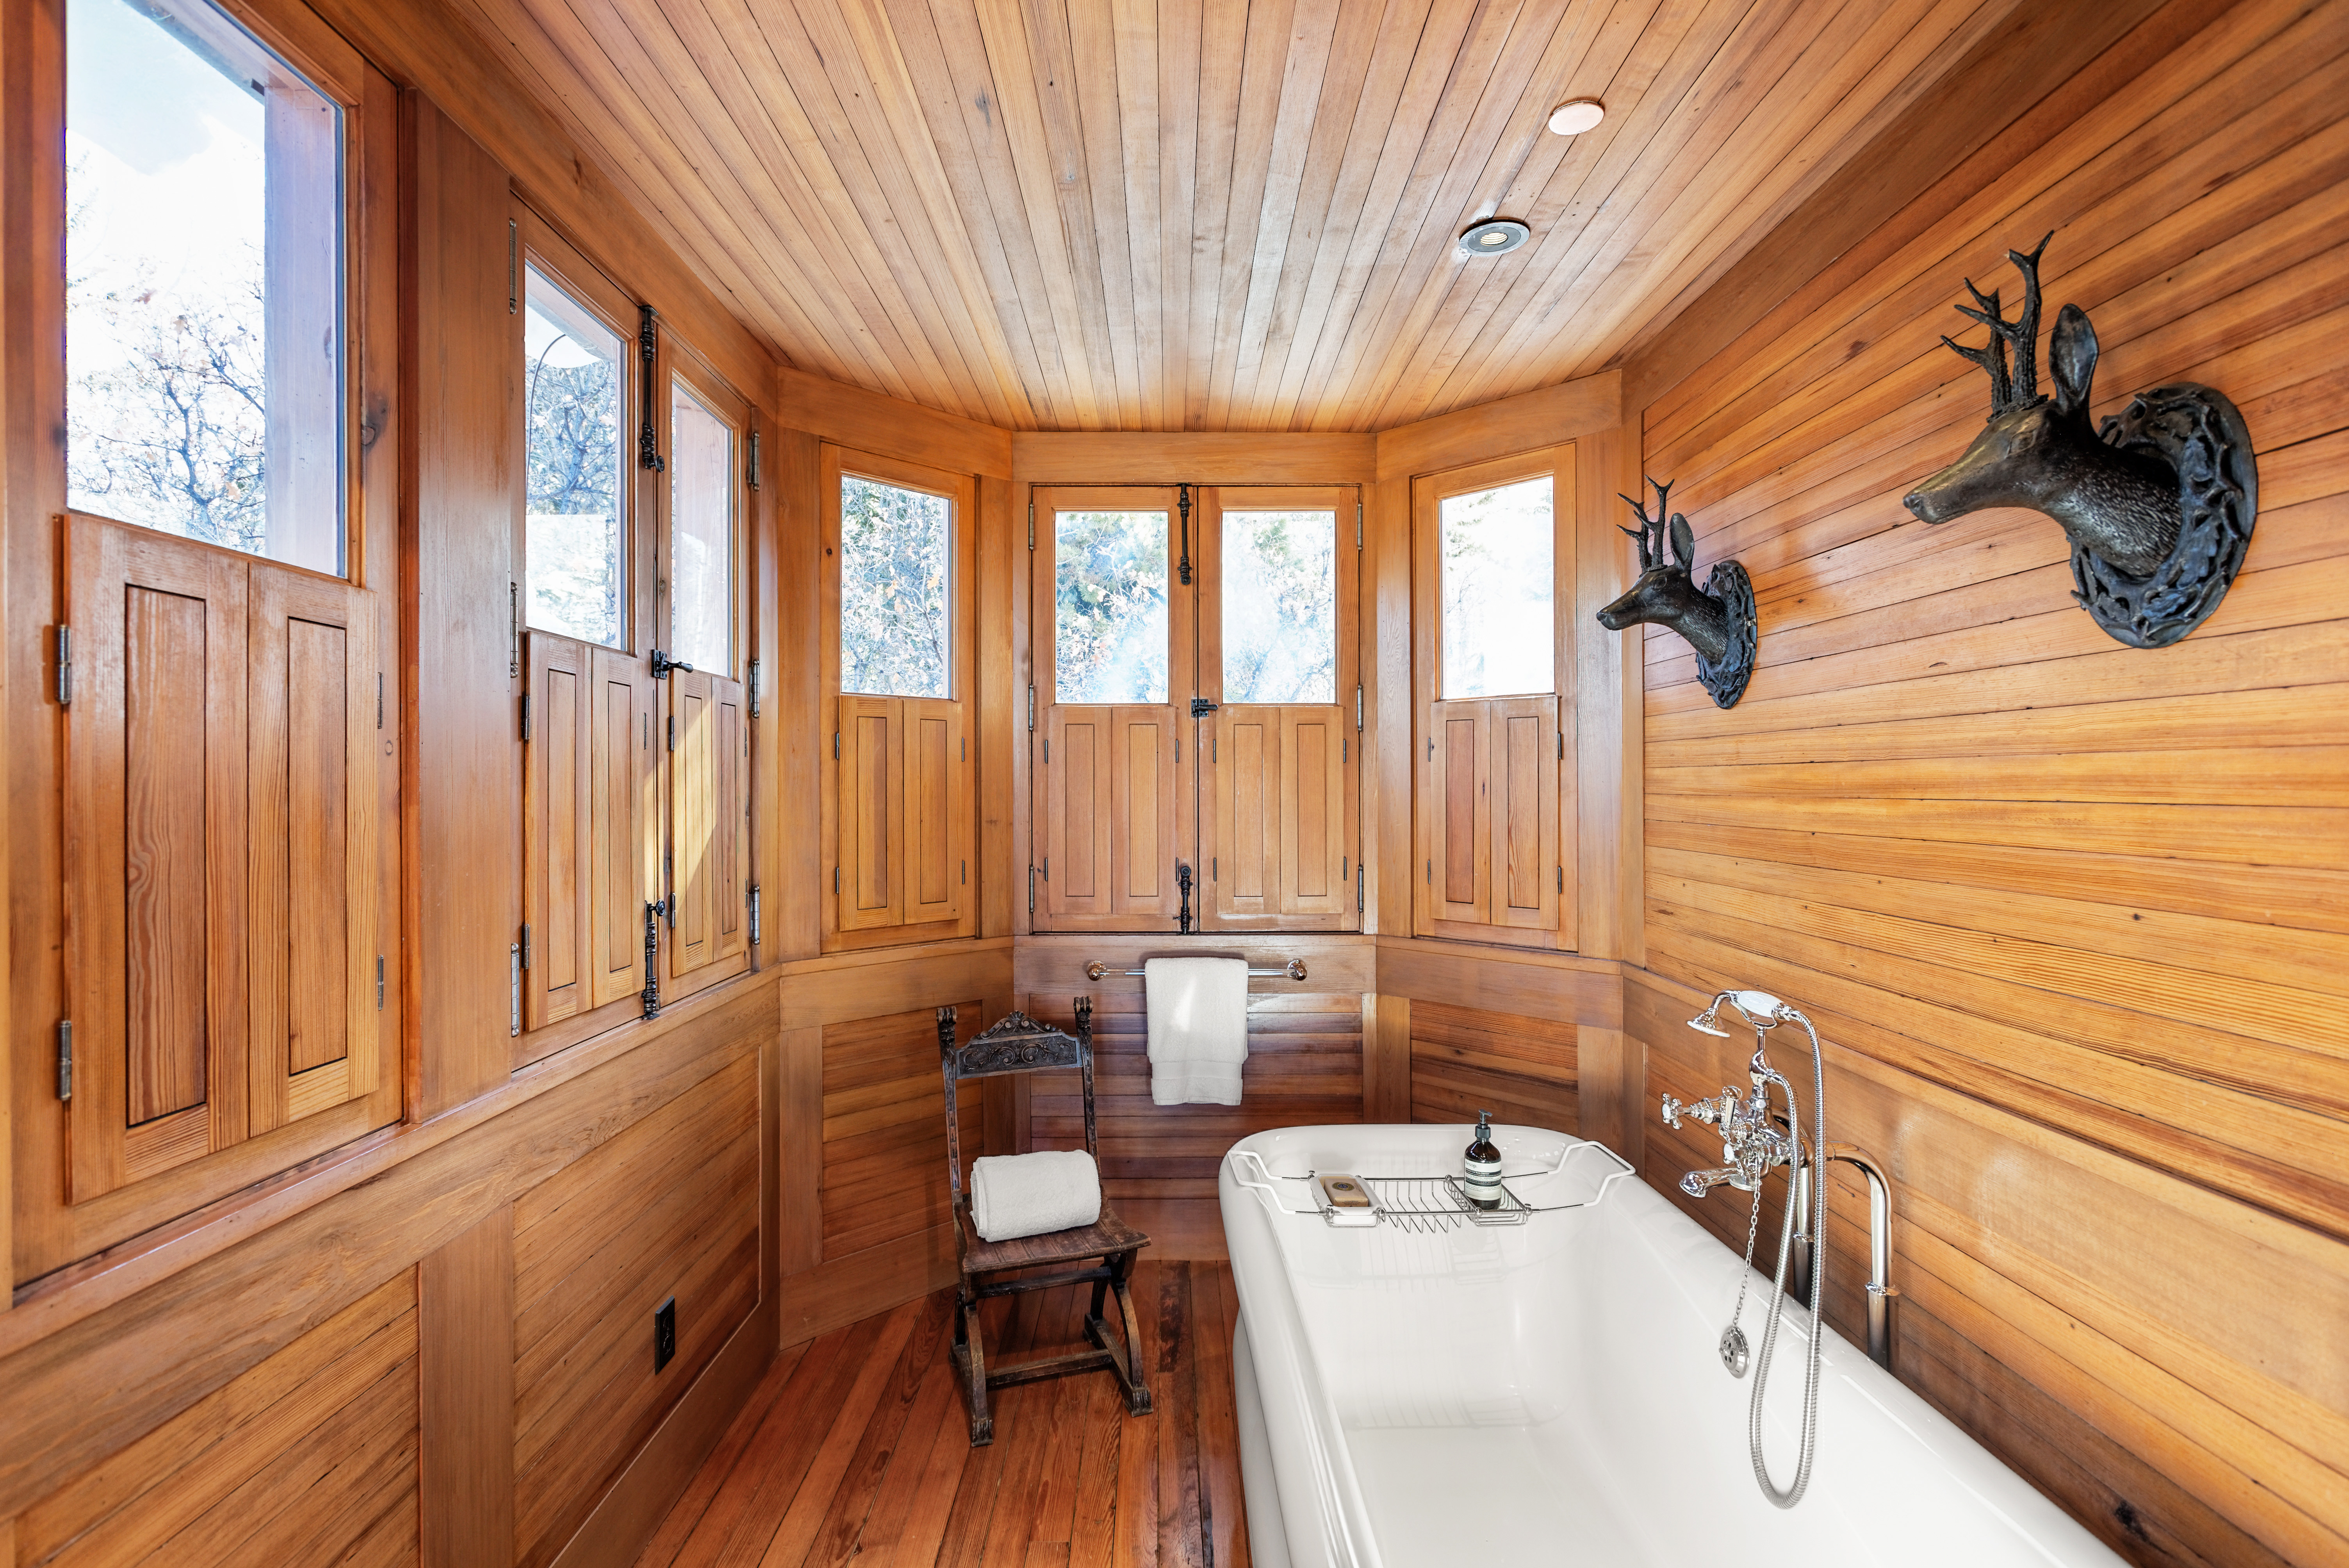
left=1144, top=956, right=1250, bottom=1105
left=969, top=1149, right=1102, bottom=1242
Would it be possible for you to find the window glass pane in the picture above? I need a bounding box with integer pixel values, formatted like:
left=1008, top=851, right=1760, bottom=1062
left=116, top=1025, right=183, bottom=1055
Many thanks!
left=669, top=381, right=733, bottom=674
left=1054, top=510, right=1167, bottom=704
left=1222, top=510, right=1335, bottom=704
left=523, top=267, right=625, bottom=646
left=840, top=475, right=951, bottom=698
left=67, top=0, right=345, bottom=574
left=1440, top=475, right=1553, bottom=698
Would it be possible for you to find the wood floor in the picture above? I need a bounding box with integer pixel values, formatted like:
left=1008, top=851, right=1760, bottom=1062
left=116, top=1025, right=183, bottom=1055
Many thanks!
left=636, top=1262, right=1250, bottom=1567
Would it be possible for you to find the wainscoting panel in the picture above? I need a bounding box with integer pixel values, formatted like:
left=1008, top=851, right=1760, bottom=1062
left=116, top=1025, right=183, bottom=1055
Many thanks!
left=512, top=1054, right=761, bottom=1568
left=1406, top=1000, right=1578, bottom=1134
left=819, top=1004, right=984, bottom=1263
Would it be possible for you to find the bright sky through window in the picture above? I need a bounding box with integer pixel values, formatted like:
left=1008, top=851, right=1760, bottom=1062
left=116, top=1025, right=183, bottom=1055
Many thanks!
left=524, top=268, right=626, bottom=646
left=1440, top=476, right=1554, bottom=698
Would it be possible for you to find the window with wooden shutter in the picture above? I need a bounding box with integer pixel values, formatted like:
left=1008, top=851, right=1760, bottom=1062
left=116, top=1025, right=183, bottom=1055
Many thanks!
left=823, top=447, right=976, bottom=949
left=1413, top=448, right=1579, bottom=950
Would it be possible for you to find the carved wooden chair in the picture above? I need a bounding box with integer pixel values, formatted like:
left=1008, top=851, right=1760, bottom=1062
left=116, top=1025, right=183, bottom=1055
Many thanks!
left=937, top=1001, right=1152, bottom=1445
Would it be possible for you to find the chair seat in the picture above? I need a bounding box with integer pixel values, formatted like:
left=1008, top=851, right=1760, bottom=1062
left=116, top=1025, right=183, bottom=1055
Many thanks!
left=958, top=1202, right=1150, bottom=1274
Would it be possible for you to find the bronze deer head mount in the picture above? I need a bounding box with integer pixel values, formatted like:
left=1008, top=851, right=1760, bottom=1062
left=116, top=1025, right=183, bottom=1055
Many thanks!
left=1596, top=478, right=1756, bottom=709
left=1905, top=235, right=2257, bottom=649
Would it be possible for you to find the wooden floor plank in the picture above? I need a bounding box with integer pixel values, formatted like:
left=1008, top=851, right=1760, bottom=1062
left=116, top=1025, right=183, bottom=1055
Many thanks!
left=638, top=1263, right=1239, bottom=1566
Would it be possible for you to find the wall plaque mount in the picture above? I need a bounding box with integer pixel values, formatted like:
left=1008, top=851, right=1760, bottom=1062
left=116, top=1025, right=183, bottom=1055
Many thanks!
left=1905, top=235, right=2256, bottom=649
left=1596, top=478, right=1757, bottom=710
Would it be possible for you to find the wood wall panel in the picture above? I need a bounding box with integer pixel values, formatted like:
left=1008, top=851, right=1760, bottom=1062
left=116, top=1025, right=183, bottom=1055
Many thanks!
left=818, top=1003, right=982, bottom=1264
left=1621, top=1, right=2349, bottom=1559
left=16, top=1272, right=419, bottom=1568
left=511, top=1052, right=760, bottom=1568
left=1407, top=1000, right=1577, bottom=1135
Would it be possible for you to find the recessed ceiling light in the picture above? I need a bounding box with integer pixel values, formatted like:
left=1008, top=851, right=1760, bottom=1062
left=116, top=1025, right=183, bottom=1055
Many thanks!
left=1458, top=219, right=1530, bottom=257
left=1548, top=98, right=1605, bottom=135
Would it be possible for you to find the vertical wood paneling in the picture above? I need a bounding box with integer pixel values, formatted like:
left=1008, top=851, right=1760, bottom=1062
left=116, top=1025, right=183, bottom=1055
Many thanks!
left=1625, top=1, right=2349, bottom=1558
left=122, top=587, right=214, bottom=1125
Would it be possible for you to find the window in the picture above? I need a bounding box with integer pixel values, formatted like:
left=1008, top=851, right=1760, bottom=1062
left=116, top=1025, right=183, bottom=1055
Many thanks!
left=524, top=267, right=625, bottom=646
left=1222, top=506, right=1337, bottom=704
left=840, top=473, right=952, bottom=698
left=823, top=446, right=975, bottom=948
left=668, top=378, right=734, bottom=674
left=67, top=0, right=345, bottom=576
left=1440, top=475, right=1553, bottom=698
left=1031, top=485, right=1358, bottom=934
left=1414, top=449, right=1577, bottom=949
left=1054, top=507, right=1169, bottom=704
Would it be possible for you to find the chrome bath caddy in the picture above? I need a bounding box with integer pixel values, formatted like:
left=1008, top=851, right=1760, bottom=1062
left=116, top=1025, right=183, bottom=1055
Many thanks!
left=1312, top=1173, right=1534, bottom=1231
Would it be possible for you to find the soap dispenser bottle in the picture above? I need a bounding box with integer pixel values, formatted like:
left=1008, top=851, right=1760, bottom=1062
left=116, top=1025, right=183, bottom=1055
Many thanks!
left=1464, top=1110, right=1504, bottom=1209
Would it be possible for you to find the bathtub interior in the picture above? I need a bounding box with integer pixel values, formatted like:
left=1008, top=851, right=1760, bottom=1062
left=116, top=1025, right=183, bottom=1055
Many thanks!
left=1225, top=1124, right=2123, bottom=1568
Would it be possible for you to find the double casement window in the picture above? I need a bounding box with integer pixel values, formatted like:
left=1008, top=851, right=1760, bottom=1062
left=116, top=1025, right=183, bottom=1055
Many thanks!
left=1413, top=448, right=1579, bottom=949
left=1031, top=486, right=1360, bottom=934
left=517, top=216, right=752, bottom=1060
left=51, top=0, right=400, bottom=1237
left=823, top=447, right=976, bottom=946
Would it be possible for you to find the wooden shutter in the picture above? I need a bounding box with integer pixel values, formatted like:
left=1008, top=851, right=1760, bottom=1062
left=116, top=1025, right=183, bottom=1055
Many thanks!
left=838, top=695, right=902, bottom=931
left=905, top=698, right=967, bottom=927
left=589, top=648, right=654, bottom=1010
left=1489, top=697, right=1560, bottom=934
left=1425, top=701, right=1490, bottom=928
left=670, top=670, right=750, bottom=989
left=1110, top=707, right=1181, bottom=924
left=1281, top=709, right=1348, bottom=921
left=1039, top=707, right=1110, bottom=923
left=524, top=633, right=590, bottom=1030
left=1209, top=711, right=1276, bottom=923
left=246, top=563, right=380, bottom=1133
left=64, top=521, right=249, bottom=1200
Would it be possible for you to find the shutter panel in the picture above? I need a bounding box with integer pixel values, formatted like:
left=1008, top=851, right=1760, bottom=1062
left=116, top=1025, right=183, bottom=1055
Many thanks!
left=1490, top=697, right=1560, bottom=933
left=1210, top=712, right=1277, bottom=923
left=905, top=698, right=966, bottom=926
left=838, top=694, right=902, bottom=931
left=714, top=681, right=750, bottom=960
left=524, top=632, right=590, bottom=1028
left=589, top=648, right=654, bottom=1010
left=1280, top=709, right=1347, bottom=920
left=671, top=670, right=752, bottom=984
left=1111, top=706, right=1180, bottom=924
left=1426, top=701, right=1490, bottom=927
left=64, top=520, right=249, bottom=1199
left=1040, top=707, right=1109, bottom=923
left=247, top=563, right=380, bottom=1133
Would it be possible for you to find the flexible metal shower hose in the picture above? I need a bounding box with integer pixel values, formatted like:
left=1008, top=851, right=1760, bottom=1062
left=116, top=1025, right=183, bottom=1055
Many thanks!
left=1744, top=1007, right=1828, bottom=1508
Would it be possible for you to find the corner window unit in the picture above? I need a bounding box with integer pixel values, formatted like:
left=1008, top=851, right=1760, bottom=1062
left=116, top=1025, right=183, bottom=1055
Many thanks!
left=822, top=445, right=977, bottom=950
left=37, top=0, right=402, bottom=1270
left=516, top=212, right=755, bottom=1065
left=1412, top=447, right=1579, bottom=950
left=1030, top=485, right=1360, bottom=934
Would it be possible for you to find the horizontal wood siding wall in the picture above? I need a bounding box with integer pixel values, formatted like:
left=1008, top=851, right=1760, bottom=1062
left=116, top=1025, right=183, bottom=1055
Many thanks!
left=1627, top=0, right=2349, bottom=1561
left=1406, top=1000, right=1577, bottom=1134
left=512, top=1053, right=761, bottom=1568
left=819, top=1005, right=984, bottom=1263
left=16, top=1273, right=419, bottom=1568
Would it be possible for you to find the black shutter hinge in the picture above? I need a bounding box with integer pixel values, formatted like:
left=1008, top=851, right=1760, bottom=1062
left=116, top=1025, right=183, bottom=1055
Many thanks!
left=747, top=657, right=761, bottom=717
left=747, top=429, right=761, bottom=490
left=638, top=304, right=665, bottom=472
left=748, top=884, right=762, bottom=947
left=376, top=955, right=385, bottom=1010
left=520, top=922, right=532, bottom=970
left=55, top=1020, right=72, bottom=1100
left=667, top=715, right=676, bottom=751
left=508, top=943, right=521, bottom=1037
left=520, top=693, right=531, bottom=741
left=54, top=625, right=71, bottom=706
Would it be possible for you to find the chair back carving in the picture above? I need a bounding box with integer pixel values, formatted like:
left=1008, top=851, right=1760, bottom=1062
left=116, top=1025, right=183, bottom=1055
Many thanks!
left=937, top=1000, right=1098, bottom=1215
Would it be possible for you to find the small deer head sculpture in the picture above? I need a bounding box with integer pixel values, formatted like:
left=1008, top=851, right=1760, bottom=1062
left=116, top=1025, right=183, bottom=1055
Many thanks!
left=1904, top=235, right=2182, bottom=577
left=1597, top=478, right=1756, bottom=709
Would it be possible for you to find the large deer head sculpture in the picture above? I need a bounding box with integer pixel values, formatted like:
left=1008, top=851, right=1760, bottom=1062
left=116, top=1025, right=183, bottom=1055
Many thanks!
left=1596, top=479, right=1756, bottom=709
left=1905, top=235, right=2257, bottom=647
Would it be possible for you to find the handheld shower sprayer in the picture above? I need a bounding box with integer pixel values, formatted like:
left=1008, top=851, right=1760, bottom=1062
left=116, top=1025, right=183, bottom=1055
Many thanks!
left=1665, top=985, right=1829, bottom=1510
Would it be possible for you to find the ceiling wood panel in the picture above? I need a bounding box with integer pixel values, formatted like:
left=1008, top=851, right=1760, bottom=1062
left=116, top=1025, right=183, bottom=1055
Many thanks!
left=452, top=0, right=2024, bottom=429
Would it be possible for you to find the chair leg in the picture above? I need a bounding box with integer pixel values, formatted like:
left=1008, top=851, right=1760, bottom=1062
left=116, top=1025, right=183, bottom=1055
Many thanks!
left=1106, top=1251, right=1153, bottom=1416
left=952, top=1282, right=994, bottom=1446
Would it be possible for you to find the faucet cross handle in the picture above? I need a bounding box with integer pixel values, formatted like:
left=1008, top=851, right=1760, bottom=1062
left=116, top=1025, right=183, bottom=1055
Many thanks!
left=1659, top=1087, right=1741, bottom=1130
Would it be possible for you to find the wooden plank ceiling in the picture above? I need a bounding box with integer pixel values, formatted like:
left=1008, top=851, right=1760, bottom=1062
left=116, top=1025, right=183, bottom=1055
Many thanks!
left=452, top=0, right=2025, bottom=430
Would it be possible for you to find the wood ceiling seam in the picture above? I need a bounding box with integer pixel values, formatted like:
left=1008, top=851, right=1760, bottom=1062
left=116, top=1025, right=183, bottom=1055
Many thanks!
left=1196, top=0, right=1291, bottom=428
left=1109, top=0, right=1166, bottom=429
left=970, top=0, right=1110, bottom=426
left=1156, top=0, right=1203, bottom=426
left=452, top=0, right=848, bottom=380
left=1645, top=0, right=2335, bottom=472
left=1287, top=0, right=1485, bottom=429
left=1178, top=0, right=1250, bottom=428
left=1065, top=0, right=1147, bottom=426
left=1221, top=0, right=1356, bottom=424
left=1413, top=0, right=1822, bottom=423
left=1313, top=0, right=1581, bottom=425
left=752, top=0, right=1001, bottom=416
left=906, top=0, right=1080, bottom=427
left=488, top=0, right=908, bottom=393
left=794, top=0, right=1027, bottom=425
left=1014, top=0, right=1128, bottom=429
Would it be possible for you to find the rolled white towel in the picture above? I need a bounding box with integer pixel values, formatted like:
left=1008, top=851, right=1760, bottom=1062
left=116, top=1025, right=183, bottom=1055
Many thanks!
left=969, top=1149, right=1102, bottom=1242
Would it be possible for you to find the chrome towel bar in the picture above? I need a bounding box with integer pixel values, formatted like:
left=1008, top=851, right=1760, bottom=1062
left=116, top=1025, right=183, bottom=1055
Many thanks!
left=1084, top=959, right=1308, bottom=982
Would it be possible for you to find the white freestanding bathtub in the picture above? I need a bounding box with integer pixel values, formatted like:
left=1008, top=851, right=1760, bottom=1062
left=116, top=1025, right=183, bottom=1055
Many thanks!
left=1221, top=1124, right=2124, bottom=1568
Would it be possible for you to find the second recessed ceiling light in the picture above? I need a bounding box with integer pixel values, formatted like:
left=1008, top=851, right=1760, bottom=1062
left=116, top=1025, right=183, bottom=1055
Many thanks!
left=1458, top=219, right=1531, bottom=257
left=1549, top=98, right=1605, bottom=135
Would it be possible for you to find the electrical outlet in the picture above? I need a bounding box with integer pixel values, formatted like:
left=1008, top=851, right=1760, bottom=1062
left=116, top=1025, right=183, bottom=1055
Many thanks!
left=654, top=1297, right=677, bottom=1372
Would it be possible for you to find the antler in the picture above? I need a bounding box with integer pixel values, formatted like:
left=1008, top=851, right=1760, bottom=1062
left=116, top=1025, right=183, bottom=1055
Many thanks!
left=1618, top=477, right=1672, bottom=570
left=1941, top=232, right=2052, bottom=413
